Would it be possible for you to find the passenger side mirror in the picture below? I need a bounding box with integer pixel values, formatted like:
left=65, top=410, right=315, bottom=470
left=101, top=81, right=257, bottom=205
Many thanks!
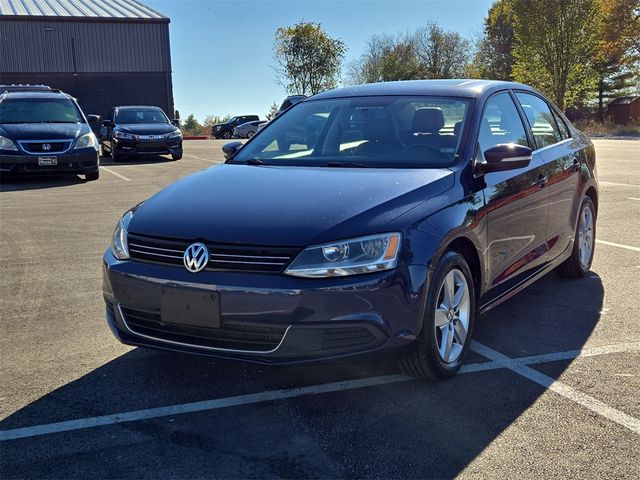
left=171, top=119, right=180, bottom=127
left=222, top=141, right=243, bottom=159
left=102, top=119, right=114, bottom=128
left=475, top=143, right=532, bottom=174
left=87, top=114, right=100, bottom=124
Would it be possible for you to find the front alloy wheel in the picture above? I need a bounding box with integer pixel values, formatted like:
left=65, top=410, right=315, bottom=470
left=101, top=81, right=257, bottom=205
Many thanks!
left=399, top=250, right=476, bottom=380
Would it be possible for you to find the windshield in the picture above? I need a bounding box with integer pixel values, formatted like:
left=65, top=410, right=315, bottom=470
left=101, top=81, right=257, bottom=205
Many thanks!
left=116, top=108, right=168, bottom=124
left=233, top=96, right=473, bottom=168
left=0, top=97, right=83, bottom=124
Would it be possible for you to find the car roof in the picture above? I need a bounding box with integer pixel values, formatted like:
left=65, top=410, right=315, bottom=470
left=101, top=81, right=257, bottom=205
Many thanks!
left=0, top=90, right=73, bottom=100
left=115, top=105, right=163, bottom=110
left=311, top=79, right=535, bottom=101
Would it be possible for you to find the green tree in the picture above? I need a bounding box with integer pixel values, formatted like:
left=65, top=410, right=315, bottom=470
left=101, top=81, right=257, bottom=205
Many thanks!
left=182, top=114, right=201, bottom=136
left=511, top=0, right=599, bottom=109
left=415, top=22, right=472, bottom=79
left=592, top=0, right=640, bottom=118
left=470, top=0, right=516, bottom=80
left=273, top=21, right=346, bottom=95
left=266, top=102, right=279, bottom=120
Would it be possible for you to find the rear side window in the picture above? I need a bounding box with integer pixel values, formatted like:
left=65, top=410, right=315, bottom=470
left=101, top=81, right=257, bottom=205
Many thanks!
left=515, top=92, right=562, bottom=148
left=477, top=92, right=529, bottom=158
left=551, top=109, right=571, bottom=139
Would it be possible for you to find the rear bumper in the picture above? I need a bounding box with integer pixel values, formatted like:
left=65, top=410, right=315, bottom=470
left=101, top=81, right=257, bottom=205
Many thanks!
left=102, top=248, right=428, bottom=365
left=114, top=138, right=182, bottom=156
left=0, top=149, right=99, bottom=175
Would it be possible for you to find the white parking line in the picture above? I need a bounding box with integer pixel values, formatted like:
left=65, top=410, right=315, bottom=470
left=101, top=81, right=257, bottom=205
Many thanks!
left=183, top=154, right=219, bottom=163
left=1, top=342, right=638, bottom=442
left=470, top=341, right=640, bottom=435
left=596, top=239, right=640, bottom=252
left=100, top=167, right=131, bottom=182
left=628, top=197, right=640, bottom=201
left=600, top=181, right=640, bottom=188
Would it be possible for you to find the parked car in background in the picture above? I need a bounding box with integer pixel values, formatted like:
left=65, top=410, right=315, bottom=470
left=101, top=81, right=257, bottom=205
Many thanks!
left=103, top=80, right=597, bottom=380
left=212, top=115, right=259, bottom=139
left=233, top=120, right=267, bottom=139
left=100, top=106, right=182, bottom=162
left=0, top=84, right=100, bottom=181
left=276, top=95, right=306, bottom=116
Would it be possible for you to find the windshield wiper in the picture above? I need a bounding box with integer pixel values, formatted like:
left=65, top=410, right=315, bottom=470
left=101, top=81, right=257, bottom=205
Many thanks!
left=327, top=161, right=371, bottom=168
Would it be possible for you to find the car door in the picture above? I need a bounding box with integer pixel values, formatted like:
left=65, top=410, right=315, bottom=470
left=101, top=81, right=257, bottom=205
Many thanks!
left=479, top=91, right=550, bottom=304
left=515, top=92, right=580, bottom=262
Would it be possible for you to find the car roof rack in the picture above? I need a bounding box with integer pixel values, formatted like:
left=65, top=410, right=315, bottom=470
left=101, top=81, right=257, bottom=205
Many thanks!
left=0, top=84, right=61, bottom=94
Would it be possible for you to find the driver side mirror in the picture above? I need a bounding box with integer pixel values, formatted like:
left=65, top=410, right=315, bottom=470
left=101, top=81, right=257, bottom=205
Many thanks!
left=222, top=141, right=243, bottom=159
left=475, top=143, right=532, bottom=175
left=102, top=119, right=114, bottom=128
left=87, top=114, right=100, bottom=124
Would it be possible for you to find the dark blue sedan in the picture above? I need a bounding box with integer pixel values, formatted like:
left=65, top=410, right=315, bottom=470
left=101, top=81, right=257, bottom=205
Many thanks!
left=103, top=80, right=598, bottom=380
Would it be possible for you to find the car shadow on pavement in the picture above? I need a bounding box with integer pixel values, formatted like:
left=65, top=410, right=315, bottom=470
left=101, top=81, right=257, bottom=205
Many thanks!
left=99, top=155, right=175, bottom=166
left=0, top=272, right=604, bottom=479
left=0, top=174, right=86, bottom=191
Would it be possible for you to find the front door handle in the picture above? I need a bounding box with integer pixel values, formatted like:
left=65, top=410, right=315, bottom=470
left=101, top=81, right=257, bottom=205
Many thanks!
left=537, top=173, right=548, bottom=188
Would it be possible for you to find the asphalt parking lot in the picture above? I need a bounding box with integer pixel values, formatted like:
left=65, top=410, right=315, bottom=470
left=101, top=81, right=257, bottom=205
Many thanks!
left=1, top=139, right=639, bottom=478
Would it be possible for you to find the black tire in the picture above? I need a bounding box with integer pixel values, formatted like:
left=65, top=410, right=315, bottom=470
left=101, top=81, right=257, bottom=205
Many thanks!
left=111, top=148, right=121, bottom=162
left=247, top=130, right=256, bottom=139
left=85, top=170, right=99, bottom=181
left=171, top=152, right=183, bottom=161
left=556, top=196, right=596, bottom=278
left=398, top=250, right=476, bottom=381
left=222, top=130, right=232, bottom=139
left=101, top=142, right=111, bottom=157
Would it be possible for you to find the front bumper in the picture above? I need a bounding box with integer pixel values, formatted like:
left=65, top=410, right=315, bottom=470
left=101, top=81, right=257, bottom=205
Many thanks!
left=0, top=148, right=99, bottom=175
left=102, top=248, right=428, bottom=364
left=114, top=138, right=182, bottom=156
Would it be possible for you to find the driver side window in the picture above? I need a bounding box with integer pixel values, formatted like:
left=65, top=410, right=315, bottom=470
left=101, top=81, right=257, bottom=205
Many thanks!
left=478, top=92, right=529, bottom=160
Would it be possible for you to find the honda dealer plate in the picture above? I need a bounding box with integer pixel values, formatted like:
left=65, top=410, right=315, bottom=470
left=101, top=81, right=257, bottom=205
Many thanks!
left=38, top=156, right=57, bottom=166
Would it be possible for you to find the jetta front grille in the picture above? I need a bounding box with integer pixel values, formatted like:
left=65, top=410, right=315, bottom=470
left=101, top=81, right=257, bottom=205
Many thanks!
left=17, top=139, right=73, bottom=154
left=120, top=305, right=288, bottom=352
left=127, top=233, right=299, bottom=273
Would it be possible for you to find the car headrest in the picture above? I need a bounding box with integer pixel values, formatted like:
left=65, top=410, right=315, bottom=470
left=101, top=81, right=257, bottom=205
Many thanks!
left=364, top=117, right=395, bottom=142
left=453, top=121, right=462, bottom=137
left=412, top=108, right=445, bottom=134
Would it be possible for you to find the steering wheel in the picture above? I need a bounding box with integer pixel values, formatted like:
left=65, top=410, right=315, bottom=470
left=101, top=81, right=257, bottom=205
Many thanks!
left=404, top=143, right=449, bottom=162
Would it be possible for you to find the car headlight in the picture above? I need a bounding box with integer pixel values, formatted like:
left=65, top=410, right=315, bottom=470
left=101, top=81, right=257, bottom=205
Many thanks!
left=111, top=211, right=134, bottom=260
left=0, top=135, right=18, bottom=151
left=114, top=131, right=138, bottom=141
left=74, top=132, right=98, bottom=150
left=167, top=130, right=182, bottom=139
left=285, top=233, right=401, bottom=278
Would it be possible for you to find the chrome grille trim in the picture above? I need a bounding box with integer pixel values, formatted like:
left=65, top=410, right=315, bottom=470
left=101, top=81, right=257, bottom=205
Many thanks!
left=16, top=139, right=74, bottom=155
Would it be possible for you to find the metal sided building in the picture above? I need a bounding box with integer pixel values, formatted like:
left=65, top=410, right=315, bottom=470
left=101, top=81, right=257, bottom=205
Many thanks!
left=0, top=0, right=174, bottom=121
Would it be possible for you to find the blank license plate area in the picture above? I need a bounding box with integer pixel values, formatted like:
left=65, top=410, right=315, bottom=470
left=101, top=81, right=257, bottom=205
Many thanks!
left=160, top=289, right=220, bottom=329
left=38, top=156, right=57, bottom=166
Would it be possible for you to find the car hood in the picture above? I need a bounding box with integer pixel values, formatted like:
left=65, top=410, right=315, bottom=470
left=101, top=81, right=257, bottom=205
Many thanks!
left=116, top=124, right=177, bottom=135
left=0, top=122, right=88, bottom=140
left=129, top=164, right=455, bottom=246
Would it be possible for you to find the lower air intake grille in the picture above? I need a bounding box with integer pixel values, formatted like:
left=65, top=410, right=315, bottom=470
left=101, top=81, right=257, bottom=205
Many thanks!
left=120, top=306, right=287, bottom=352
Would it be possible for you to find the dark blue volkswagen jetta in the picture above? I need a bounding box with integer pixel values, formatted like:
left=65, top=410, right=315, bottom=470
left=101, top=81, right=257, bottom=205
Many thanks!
left=103, top=80, right=598, bottom=380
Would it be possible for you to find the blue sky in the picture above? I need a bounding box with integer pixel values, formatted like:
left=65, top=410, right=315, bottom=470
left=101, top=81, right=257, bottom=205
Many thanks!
left=143, top=0, right=493, bottom=121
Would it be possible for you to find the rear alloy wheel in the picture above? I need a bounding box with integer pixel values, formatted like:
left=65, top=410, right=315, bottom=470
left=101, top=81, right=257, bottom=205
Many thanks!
left=247, top=130, right=256, bottom=139
left=398, top=250, right=476, bottom=380
left=557, top=196, right=596, bottom=278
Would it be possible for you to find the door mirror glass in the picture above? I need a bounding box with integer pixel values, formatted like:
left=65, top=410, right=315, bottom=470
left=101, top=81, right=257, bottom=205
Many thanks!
left=87, top=114, right=100, bottom=124
left=476, top=143, right=532, bottom=174
left=102, top=119, right=114, bottom=127
left=222, top=141, right=243, bottom=159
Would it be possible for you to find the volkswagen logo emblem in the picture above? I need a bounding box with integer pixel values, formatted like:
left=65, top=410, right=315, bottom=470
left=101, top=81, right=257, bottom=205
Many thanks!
left=42, top=143, right=52, bottom=151
left=183, top=242, right=209, bottom=273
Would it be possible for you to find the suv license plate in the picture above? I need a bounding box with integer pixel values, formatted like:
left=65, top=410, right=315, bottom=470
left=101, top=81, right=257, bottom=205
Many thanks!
left=38, top=156, right=57, bottom=166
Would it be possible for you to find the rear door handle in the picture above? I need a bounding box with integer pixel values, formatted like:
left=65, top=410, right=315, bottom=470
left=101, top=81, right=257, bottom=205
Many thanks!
left=537, top=173, right=548, bottom=188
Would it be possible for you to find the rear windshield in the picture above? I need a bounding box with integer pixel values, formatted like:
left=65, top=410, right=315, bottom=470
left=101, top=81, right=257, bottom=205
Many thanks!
left=0, top=97, right=83, bottom=124
left=232, top=96, right=473, bottom=168
left=116, top=108, right=168, bottom=124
